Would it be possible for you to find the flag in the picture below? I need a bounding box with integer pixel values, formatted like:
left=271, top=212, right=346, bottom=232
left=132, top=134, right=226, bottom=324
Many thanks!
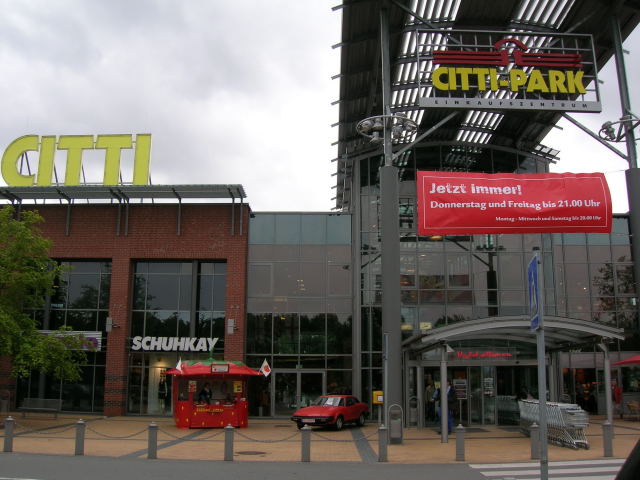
left=176, top=357, right=182, bottom=372
left=259, top=358, right=271, bottom=377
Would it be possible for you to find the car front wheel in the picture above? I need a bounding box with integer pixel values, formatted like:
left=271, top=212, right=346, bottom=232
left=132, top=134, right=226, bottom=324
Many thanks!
left=334, top=416, right=344, bottom=431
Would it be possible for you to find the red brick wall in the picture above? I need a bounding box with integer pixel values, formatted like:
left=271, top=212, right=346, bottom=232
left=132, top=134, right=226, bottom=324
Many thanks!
left=5, top=202, right=249, bottom=416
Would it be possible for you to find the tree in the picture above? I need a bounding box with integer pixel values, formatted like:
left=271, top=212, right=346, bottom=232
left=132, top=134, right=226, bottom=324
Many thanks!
left=0, top=205, right=88, bottom=382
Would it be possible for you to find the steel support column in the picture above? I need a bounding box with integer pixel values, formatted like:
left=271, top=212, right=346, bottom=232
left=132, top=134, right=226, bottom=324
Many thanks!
left=611, top=14, right=640, bottom=308
left=380, top=4, right=402, bottom=427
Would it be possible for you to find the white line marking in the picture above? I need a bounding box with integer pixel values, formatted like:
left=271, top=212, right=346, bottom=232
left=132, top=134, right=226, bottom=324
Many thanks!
left=480, top=466, right=621, bottom=476
left=469, top=458, right=625, bottom=468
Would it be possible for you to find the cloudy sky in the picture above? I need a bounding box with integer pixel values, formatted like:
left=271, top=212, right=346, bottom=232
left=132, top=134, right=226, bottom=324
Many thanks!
left=0, top=1, right=637, bottom=213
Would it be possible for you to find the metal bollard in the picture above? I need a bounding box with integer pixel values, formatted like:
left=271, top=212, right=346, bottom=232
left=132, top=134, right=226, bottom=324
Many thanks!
left=455, top=424, right=465, bottom=461
left=224, top=424, right=234, bottom=461
left=530, top=422, right=540, bottom=460
left=301, top=425, right=311, bottom=462
left=603, top=421, right=614, bottom=457
left=378, top=425, right=388, bottom=462
left=3, top=416, right=14, bottom=453
left=148, top=422, right=158, bottom=459
left=75, top=419, right=86, bottom=456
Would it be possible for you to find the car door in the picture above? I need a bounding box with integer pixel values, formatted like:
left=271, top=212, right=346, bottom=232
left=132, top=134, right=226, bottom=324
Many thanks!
left=345, top=396, right=358, bottom=421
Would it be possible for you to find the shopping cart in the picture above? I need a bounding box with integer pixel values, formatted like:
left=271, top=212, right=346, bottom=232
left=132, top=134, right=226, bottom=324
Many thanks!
left=518, top=399, right=589, bottom=449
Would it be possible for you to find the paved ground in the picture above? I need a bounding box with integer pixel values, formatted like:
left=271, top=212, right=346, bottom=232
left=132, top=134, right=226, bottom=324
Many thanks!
left=1, top=412, right=638, bottom=464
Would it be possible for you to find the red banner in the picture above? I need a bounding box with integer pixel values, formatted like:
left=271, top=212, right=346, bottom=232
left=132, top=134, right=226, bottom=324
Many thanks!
left=416, top=171, right=612, bottom=235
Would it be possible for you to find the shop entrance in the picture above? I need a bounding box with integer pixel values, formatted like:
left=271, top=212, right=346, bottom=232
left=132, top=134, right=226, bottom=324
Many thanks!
left=421, top=365, right=538, bottom=426
left=273, top=370, right=325, bottom=417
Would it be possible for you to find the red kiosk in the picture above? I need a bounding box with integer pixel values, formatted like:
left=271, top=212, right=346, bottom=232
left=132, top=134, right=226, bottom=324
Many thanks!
left=165, top=359, right=261, bottom=429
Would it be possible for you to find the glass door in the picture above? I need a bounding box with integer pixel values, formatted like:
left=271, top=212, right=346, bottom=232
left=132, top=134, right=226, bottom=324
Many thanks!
left=273, top=370, right=325, bottom=417
left=299, top=372, right=324, bottom=408
left=468, top=366, right=496, bottom=424
left=468, top=367, right=483, bottom=424
left=482, top=366, right=496, bottom=424
left=274, top=372, right=297, bottom=416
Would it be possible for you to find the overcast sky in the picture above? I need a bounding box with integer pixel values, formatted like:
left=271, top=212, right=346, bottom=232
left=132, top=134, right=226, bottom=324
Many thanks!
left=0, top=1, right=638, bottom=213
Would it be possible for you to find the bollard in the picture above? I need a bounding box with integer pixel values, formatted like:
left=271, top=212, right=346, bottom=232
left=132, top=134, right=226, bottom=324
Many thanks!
left=75, top=419, right=86, bottom=456
left=3, top=416, right=14, bottom=453
left=530, top=422, right=540, bottom=460
left=603, top=421, right=614, bottom=458
left=301, top=425, right=311, bottom=462
left=388, top=405, right=403, bottom=445
left=148, top=422, right=158, bottom=459
left=455, top=424, right=465, bottom=461
left=224, top=424, right=234, bottom=461
left=378, top=425, right=388, bottom=462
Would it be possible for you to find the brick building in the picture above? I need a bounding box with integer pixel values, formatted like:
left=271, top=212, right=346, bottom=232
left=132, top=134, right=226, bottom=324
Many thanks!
left=1, top=185, right=249, bottom=416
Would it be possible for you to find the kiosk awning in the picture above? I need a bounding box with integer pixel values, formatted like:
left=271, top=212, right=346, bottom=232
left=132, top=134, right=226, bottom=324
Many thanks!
left=165, top=360, right=261, bottom=377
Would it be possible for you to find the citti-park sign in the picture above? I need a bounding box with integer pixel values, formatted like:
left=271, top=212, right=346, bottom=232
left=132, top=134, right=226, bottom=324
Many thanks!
left=417, top=30, right=601, bottom=112
left=1, top=134, right=151, bottom=186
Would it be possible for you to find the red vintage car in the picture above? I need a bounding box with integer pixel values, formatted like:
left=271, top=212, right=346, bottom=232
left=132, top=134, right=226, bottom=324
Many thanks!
left=291, top=395, right=369, bottom=430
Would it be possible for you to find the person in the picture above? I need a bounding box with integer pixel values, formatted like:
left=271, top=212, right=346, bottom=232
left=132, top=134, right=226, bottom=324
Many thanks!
left=158, top=375, right=168, bottom=414
left=198, top=382, right=212, bottom=404
left=613, top=380, right=623, bottom=418
left=434, top=380, right=455, bottom=434
left=425, top=380, right=436, bottom=421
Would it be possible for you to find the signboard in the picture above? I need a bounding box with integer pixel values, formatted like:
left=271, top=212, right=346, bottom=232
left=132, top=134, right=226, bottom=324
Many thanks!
left=372, top=390, right=384, bottom=405
left=212, top=364, right=229, bottom=373
left=40, top=330, right=101, bottom=351
left=483, top=377, right=495, bottom=395
left=188, top=380, right=197, bottom=393
left=131, top=336, right=218, bottom=352
left=528, top=255, right=540, bottom=331
left=455, top=350, right=513, bottom=360
left=416, top=30, right=600, bottom=112
left=453, top=379, right=467, bottom=400
left=1, top=134, right=151, bottom=186
left=416, top=171, right=611, bottom=234
left=233, top=381, right=243, bottom=393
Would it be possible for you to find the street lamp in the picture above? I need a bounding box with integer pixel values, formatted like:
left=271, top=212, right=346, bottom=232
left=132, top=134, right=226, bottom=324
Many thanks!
left=356, top=112, right=417, bottom=439
left=356, top=113, right=418, bottom=147
left=598, top=113, right=640, bottom=143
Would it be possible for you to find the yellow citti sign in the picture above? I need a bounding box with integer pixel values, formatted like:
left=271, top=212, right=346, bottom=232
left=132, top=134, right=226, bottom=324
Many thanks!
left=1, top=134, right=151, bottom=186
left=431, top=67, right=586, bottom=95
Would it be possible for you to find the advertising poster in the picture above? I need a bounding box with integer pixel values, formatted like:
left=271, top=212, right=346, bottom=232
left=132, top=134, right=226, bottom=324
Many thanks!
left=416, top=171, right=611, bottom=235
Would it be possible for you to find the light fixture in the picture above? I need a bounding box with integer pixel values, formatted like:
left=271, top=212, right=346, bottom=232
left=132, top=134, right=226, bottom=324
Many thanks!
left=355, top=114, right=418, bottom=146
left=598, top=113, right=640, bottom=142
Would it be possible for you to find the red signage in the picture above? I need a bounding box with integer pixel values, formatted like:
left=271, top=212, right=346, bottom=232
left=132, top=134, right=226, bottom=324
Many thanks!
left=434, top=38, right=583, bottom=68
left=416, top=171, right=612, bottom=235
left=456, top=351, right=513, bottom=360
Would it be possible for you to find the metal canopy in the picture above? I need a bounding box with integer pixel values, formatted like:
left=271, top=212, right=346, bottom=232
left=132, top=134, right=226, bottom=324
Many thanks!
left=402, top=315, right=625, bottom=354
left=0, top=184, right=246, bottom=203
left=333, top=0, right=640, bottom=210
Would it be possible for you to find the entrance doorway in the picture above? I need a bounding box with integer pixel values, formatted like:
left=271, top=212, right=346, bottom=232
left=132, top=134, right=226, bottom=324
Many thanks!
left=273, top=370, right=325, bottom=417
left=421, top=365, right=538, bottom=426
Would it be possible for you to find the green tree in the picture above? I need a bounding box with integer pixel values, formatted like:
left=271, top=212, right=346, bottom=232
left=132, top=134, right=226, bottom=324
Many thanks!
left=0, top=205, right=88, bottom=381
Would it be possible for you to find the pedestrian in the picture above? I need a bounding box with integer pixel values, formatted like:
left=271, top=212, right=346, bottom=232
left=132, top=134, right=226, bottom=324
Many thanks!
left=613, top=380, right=623, bottom=419
left=435, top=380, right=455, bottom=434
left=425, top=380, right=435, bottom=421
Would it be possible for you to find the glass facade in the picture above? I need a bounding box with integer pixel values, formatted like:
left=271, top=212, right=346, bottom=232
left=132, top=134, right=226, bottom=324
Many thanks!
left=128, top=260, right=227, bottom=414
left=19, top=261, right=111, bottom=413
left=246, top=213, right=353, bottom=416
left=356, top=144, right=639, bottom=416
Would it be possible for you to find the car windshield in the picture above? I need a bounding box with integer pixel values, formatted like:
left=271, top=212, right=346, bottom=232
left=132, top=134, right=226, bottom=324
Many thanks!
left=314, top=396, right=343, bottom=407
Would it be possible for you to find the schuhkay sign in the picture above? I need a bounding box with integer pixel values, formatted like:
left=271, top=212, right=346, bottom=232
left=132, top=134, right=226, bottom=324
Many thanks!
left=416, top=171, right=612, bottom=235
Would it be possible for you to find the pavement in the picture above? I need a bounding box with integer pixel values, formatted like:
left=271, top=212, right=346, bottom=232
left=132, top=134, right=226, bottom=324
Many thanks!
left=1, top=411, right=639, bottom=464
